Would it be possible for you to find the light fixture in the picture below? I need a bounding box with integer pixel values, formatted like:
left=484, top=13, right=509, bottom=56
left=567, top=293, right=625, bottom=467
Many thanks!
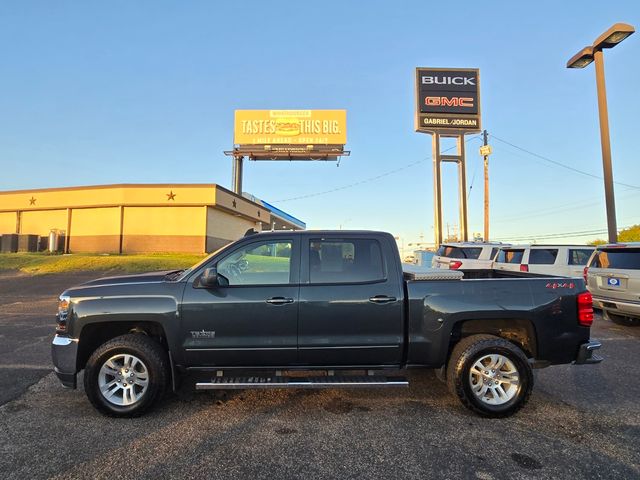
left=566, top=46, right=594, bottom=68
left=593, top=22, right=635, bottom=50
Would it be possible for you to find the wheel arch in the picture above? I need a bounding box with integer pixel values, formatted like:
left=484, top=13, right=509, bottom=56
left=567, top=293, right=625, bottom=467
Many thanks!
left=77, top=321, right=169, bottom=372
left=450, top=318, right=538, bottom=359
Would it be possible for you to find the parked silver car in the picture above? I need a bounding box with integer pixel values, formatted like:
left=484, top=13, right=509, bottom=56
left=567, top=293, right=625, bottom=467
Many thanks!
left=585, top=243, right=640, bottom=326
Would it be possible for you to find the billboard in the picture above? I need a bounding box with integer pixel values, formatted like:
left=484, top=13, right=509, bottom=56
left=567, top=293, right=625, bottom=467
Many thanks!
left=415, top=68, right=481, bottom=133
left=234, top=110, right=347, bottom=145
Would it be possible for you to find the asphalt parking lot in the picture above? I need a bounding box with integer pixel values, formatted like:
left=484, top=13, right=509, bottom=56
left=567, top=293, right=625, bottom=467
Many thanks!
left=1, top=272, right=639, bottom=479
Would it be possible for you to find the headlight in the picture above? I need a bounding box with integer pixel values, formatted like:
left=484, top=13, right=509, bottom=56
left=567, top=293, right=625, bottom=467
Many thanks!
left=56, top=295, right=70, bottom=334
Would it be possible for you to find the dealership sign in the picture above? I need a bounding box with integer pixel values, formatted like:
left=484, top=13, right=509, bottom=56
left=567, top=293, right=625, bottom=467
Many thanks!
left=415, top=68, right=481, bottom=133
left=234, top=110, right=347, bottom=145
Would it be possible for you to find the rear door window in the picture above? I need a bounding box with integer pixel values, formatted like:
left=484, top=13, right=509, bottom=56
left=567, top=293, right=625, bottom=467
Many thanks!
left=592, top=248, right=640, bottom=270
left=529, top=249, right=558, bottom=265
left=436, top=246, right=482, bottom=259
left=496, top=249, right=524, bottom=264
left=309, top=238, right=385, bottom=283
left=569, top=249, right=594, bottom=265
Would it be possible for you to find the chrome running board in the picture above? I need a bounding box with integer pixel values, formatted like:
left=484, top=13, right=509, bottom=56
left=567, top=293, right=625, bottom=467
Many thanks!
left=195, top=375, right=409, bottom=390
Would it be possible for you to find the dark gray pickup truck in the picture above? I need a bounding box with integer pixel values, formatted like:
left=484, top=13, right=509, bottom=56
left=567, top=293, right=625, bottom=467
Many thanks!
left=52, top=230, right=602, bottom=418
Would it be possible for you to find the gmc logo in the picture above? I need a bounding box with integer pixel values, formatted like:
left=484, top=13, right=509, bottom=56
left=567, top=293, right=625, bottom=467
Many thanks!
left=425, top=96, right=474, bottom=107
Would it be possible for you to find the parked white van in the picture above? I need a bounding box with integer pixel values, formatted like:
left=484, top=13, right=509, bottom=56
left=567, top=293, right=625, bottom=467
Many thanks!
left=432, top=242, right=508, bottom=270
left=493, top=245, right=595, bottom=277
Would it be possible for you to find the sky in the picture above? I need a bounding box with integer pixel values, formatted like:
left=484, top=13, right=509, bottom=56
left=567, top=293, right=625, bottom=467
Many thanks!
left=1, top=1, right=639, bottom=253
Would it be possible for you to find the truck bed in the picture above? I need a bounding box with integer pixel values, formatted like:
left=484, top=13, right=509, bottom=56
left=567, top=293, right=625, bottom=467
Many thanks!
left=404, top=275, right=591, bottom=367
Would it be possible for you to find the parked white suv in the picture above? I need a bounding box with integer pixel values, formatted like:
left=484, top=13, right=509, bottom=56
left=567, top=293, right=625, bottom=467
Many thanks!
left=585, top=243, right=640, bottom=326
left=493, top=245, right=594, bottom=277
left=432, top=242, right=507, bottom=270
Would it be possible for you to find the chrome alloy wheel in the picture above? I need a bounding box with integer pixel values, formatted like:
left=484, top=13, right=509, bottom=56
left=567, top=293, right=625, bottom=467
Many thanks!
left=469, top=354, right=520, bottom=405
left=98, top=354, right=149, bottom=406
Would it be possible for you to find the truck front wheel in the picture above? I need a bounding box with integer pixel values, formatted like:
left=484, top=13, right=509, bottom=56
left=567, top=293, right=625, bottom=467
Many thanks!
left=84, top=334, right=168, bottom=417
left=446, top=334, right=533, bottom=418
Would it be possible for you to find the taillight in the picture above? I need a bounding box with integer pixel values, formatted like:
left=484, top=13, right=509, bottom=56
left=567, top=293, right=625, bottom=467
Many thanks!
left=449, top=260, right=463, bottom=270
left=583, top=266, right=588, bottom=283
left=577, top=292, right=594, bottom=327
left=520, top=264, right=529, bottom=272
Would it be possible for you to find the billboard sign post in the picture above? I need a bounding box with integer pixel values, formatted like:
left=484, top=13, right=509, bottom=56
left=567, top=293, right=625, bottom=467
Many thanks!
left=415, top=67, right=481, bottom=246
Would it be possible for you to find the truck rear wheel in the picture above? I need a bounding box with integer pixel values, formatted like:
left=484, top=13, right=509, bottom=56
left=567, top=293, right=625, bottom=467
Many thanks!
left=84, top=334, right=168, bottom=417
left=446, top=334, right=533, bottom=418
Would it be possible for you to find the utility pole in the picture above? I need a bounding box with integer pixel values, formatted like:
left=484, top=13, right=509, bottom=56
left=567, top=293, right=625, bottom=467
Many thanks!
left=483, top=130, right=489, bottom=242
left=479, top=130, right=492, bottom=242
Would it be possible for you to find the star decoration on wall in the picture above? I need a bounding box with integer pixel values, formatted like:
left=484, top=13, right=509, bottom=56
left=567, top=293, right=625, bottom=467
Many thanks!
left=166, top=191, right=176, bottom=201
left=232, top=199, right=237, bottom=208
left=29, top=197, right=36, bottom=205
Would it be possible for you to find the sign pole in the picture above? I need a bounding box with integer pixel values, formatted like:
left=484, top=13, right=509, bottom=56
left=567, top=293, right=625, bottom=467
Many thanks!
left=232, top=155, right=244, bottom=194
left=432, top=133, right=443, bottom=247
left=415, top=67, right=481, bottom=248
left=457, top=135, right=468, bottom=242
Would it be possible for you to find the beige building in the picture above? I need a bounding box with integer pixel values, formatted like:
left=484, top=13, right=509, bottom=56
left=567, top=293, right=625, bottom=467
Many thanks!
left=0, top=184, right=304, bottom=253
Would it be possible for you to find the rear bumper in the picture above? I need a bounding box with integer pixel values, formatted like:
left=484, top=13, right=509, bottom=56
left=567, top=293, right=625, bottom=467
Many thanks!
left=593, top=296, right=640, bottom=318
left=574, top=340, right=603, bottom=365
left=51, top=335, right=78, bottom=389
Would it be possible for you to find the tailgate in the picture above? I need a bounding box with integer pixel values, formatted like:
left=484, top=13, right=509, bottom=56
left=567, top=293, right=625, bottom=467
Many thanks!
left=590, top=268, right=638, bottom=302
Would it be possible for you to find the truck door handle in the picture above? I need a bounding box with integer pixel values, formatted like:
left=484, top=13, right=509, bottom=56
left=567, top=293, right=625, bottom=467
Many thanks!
left=369, top=295, right=397, bottom=304
left=266, top=297, right=294, bottom=305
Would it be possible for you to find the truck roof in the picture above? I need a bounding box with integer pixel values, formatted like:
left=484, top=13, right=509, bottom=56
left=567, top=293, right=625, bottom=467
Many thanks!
left=248, top=229, right=391, bottom=236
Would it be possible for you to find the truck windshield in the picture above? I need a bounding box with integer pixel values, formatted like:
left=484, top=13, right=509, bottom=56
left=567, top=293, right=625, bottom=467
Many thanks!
left=172, top=243, right=235, bottom=281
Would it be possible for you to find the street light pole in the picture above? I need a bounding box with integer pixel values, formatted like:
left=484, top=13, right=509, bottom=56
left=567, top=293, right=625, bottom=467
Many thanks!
left=567, top=22, right=635, bottom=244
left=593, top=50, right=617, bottom=243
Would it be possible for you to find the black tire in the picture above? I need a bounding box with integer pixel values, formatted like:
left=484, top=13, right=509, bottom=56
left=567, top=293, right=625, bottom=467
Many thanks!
left=446, top=334, right=533, bottom=418
left=604, top=309, right=640, bottom=327
left=84, top=334, right=169, bottom=417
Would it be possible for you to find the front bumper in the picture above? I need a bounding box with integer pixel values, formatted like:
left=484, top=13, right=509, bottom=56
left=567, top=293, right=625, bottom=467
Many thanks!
left=574, top=340, right=603, bottom=365
left=51, top=335, right=78, bottom=389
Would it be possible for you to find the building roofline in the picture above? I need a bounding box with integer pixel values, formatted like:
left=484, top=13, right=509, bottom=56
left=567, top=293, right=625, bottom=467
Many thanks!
left=0, top=183, right=218, bottom=195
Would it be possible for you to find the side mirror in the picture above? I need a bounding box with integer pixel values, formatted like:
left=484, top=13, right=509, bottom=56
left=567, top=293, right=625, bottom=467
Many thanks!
left=200, top=267, right=219, bottom=288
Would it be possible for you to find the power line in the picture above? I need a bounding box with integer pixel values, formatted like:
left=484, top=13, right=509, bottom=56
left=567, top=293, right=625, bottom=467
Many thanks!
left=492, top=188, right=640, bottom=224
left=489, top=134, right=640, bottom=191
left=466, top=151, right=481, bottom=201
left=490, top=222, right=640, bottom=242
left=273, top=135, right=483, bottom=202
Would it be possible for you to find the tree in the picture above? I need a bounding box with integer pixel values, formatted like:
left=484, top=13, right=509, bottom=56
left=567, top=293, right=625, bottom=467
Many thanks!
left=619, top=224, right=640, bottom=243
left=588, top=224, right=640, bottom=245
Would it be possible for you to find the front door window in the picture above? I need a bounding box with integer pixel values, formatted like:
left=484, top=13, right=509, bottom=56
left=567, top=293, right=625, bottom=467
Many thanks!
left=218, top=241, right=293, bottom=286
